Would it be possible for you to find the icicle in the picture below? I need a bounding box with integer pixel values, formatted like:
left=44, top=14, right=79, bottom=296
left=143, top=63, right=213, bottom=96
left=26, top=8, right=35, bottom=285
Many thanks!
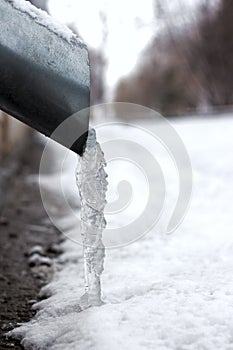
left=76, top=129, right=108, bottom=307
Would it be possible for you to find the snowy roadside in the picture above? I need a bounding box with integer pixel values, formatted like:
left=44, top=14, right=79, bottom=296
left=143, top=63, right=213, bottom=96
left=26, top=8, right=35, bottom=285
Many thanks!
left=10, top=115, right=233, bottom=350
left=0, top=134, right=61, bottom=349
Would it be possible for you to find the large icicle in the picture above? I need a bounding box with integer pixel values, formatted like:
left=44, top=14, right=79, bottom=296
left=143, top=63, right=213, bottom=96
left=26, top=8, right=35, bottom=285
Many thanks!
left=76, top=129, right=108, bottom=307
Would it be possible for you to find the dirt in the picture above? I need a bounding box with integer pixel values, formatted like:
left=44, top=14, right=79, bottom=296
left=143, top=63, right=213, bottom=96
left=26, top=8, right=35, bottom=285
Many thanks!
left=0, top=135, right=62, bottom=349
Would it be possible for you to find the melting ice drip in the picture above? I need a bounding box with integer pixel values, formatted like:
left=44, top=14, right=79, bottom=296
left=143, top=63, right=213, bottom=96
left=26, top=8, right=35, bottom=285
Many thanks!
left=76, top=129, right=108, bottom=307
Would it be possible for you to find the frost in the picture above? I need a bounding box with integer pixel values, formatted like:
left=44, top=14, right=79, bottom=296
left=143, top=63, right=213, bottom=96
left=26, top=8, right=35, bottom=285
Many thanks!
left=8, top=0, right=83, bottom=44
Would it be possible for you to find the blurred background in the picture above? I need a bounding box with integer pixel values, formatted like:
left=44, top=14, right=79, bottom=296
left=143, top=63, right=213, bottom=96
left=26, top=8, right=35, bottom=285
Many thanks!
left=27, top=0, right=233, bottom=115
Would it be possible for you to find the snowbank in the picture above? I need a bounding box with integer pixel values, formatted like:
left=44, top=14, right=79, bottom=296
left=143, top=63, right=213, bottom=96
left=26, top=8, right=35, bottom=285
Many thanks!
left=10, top=115, right=233, bottom=350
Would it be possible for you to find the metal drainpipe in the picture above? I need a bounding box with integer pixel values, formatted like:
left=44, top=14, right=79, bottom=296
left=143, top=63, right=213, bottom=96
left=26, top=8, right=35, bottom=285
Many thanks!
left=0, top=0, right=90, bottom=156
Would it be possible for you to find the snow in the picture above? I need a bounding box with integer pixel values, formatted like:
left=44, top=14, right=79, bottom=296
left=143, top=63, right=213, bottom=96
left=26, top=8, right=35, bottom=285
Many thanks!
left=8, top=0, right=83, bottom=43
left=28, top=253, right=52, bottom=267
left=28, top=245, right=45, bottom=256
left=9, top=115, right=233, bottom=350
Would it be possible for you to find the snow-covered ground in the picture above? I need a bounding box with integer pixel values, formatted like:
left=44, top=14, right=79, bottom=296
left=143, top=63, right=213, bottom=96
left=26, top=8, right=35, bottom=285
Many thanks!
left=11, top=115, right=233, bottom=350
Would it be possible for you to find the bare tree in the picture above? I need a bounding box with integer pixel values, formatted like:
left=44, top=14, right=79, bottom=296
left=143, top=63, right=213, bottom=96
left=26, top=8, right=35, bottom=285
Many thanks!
left=195, top=0, right=233, bottom=105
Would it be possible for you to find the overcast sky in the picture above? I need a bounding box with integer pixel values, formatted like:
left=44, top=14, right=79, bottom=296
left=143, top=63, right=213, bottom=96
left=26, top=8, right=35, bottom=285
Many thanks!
left=48, top=0, right=204, bottom=88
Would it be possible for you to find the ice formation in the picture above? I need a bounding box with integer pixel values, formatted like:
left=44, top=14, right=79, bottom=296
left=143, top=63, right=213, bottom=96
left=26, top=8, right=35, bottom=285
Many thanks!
left=76, top=129, right=108, bottom=307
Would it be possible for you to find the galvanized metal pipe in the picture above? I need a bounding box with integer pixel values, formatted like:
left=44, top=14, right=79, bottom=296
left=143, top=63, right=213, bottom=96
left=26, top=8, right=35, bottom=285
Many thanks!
left=0, top=0, right=90, bottom=155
